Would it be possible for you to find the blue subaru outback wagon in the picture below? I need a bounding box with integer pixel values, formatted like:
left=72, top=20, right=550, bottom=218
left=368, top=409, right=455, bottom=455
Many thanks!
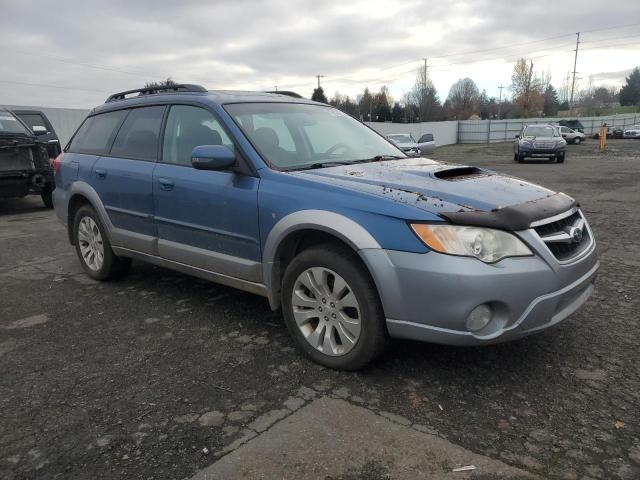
left=53, top=84, right=599, bottom=370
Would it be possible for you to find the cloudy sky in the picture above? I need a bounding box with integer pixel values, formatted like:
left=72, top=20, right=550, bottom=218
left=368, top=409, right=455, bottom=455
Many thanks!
left=1, top=0, right=639, bottom=109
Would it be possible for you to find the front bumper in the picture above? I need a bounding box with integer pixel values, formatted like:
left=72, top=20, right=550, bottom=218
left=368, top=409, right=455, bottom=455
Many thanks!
left=359, top=226, right=598, bottom=346
left=519, top=145, right=565, bottom=157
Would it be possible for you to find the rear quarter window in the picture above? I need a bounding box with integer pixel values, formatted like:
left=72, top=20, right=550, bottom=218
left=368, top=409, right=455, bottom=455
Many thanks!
left=67, top=110, right=127, bottom=154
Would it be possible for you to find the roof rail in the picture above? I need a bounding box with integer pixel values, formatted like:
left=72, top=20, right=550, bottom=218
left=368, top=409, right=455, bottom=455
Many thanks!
left=105, top=84, right=207, bottom=103
left=264, top=90, right=303, bottom=99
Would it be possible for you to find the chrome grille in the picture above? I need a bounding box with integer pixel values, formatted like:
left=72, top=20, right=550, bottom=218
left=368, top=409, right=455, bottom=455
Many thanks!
left=533, top=210, right=591, bottom=262
left=533, top=142, right=554, bottom=149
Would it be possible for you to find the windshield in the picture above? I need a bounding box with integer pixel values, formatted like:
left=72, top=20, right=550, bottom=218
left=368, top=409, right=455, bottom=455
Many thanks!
left=225, top=103, right=405, bottom=170
left=0, top=111, right=31, bottom=136
left=523, top=126, right=558, bottom=137
left=388, top=134, right=414, bottom=143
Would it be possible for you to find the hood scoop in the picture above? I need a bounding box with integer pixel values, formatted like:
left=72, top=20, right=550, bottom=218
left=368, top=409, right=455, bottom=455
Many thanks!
left=433, top=166, right=488, bottom=181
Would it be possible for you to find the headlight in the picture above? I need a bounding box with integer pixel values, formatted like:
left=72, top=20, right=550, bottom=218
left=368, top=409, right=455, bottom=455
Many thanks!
left=410, top=224, right=533, bottom=263
left=556, top=140, right=566, bottom=147
left=520, top=140, right=533, bottom=146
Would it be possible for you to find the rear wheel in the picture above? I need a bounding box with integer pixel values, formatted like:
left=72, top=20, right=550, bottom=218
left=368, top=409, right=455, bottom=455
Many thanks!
left=41, top=187, right=53, bottom=209
left=281, top=244, right=388, bottom=370
left=73, top=205, right=131, bottom=281
left=573, top=137, right=581, bottom=145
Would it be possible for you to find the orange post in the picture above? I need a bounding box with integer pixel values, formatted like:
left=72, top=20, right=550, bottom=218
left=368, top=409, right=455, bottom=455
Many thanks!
left=599, top=124, right=608, bottom=153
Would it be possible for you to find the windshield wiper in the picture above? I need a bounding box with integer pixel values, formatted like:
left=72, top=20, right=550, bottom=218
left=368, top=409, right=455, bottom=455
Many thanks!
left=299, top=155, right=405, bottom=171
left=359, top=154, right=405, bottom=162
left=305, top=161, right=355, bottom=169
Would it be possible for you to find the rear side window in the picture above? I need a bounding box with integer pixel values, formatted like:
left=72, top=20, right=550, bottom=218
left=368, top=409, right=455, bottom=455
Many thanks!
left=110, top=106, right=165, bottom=160
left=68, top=110, right=127, bottom=154
left=16, top=113, right=52, bottom=133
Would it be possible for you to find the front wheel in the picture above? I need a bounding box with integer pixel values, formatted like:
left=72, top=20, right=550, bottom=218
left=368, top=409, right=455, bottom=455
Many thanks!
left=556, top=153, right=565, bottom=163
left=281, top=244, right=388, bottom=370
left=73, top=205, right=131, bottom=281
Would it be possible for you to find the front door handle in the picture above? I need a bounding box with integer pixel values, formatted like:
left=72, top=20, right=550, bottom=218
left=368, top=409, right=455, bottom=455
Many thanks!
left=157, top=177, right=174, bottom=191
left=95, top=168, right=107, bottom=179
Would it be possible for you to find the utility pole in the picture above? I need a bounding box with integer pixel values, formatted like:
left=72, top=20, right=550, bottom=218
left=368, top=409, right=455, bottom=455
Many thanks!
left=570, top=32, right=580, bottom=112
left=497, top=85, right=504, bottom=118
left=315, top=74, right=325, bottom=89
left=422, top=58, right=428, bottom=122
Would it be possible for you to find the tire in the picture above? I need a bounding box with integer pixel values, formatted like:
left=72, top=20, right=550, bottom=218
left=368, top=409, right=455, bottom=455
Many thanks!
left=73, top=205, right=131, bottom=281
left=41, top=188, right=53, bottom=209
left=281, top=244, right=388, bottom=370
left=556, top=153, right=565, bottom=163
left=573, top=137, right=581, bottom=145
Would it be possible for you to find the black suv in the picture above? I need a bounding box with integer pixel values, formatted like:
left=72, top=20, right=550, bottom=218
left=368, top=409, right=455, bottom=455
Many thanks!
left=0, top=108, right=55, bottom=208
left=11, top=110, right=62, bottom=159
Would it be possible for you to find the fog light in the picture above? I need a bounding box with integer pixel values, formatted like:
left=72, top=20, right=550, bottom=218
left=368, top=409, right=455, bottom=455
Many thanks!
left=466, top=304, right=492, bottom=332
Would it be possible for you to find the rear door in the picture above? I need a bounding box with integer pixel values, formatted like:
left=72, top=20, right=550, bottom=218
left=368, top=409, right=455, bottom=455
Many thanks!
left=153, top=104, right=261, bottom=282
left=92, top=106, right=165, bottom=254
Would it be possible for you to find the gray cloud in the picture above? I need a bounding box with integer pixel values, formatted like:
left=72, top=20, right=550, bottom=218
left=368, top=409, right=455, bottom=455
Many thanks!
left=1, top=0, right=638, bottom=107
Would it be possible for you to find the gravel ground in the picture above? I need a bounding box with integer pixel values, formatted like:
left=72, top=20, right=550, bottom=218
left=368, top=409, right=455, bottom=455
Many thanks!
left=1, top=138, right=639, bottom=479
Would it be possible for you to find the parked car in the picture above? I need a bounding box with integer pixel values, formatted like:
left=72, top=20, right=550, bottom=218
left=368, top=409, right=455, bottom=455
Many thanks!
left=515, top=124, right=567, bottom=163
left=416, top=133, right=436, bottom=155
left=11, top=110, right=62, bottom=159
left=623, top=125, right=640, bottom=138
left=558, top=126, right=585, bottom=144
left=593, top=126, right=624, bottom=139
left=54, top=84, right=598, bottom=370
left=558, top=119, right=585, bottom=133
left=0, top=108, right=55, bottom=207
left=386, top=134, right=420, bottom=156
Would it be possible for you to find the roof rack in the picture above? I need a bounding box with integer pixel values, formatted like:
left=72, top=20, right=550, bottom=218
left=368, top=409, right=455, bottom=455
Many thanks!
left=264, top=91, right=303, bottom=99
left=105, top=84, right=207, bottom=103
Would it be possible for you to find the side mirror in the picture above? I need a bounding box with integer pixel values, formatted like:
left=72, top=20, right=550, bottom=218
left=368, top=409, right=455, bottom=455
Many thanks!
left=32, top=125, right=47, bottom=136
left=191, top=145, right=236, bottom=170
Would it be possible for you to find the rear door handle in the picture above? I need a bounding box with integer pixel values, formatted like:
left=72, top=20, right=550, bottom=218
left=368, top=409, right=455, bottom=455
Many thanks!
left=157, top=177, right=174, bottom=191
left=95, top=168, right=107, bottom=179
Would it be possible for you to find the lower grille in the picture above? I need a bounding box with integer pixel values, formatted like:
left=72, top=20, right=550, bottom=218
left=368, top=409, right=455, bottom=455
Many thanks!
left=533, top=210, right=591, bottom=262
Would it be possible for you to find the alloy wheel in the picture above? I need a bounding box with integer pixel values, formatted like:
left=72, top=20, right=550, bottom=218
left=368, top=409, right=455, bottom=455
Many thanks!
left=77, top=216, right=104, bottom=271
left=291, top=267, right=362, bottom=356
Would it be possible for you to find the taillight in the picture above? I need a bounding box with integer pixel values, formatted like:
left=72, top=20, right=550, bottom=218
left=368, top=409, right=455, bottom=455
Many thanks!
left=52, top=153, right=63, bottom=173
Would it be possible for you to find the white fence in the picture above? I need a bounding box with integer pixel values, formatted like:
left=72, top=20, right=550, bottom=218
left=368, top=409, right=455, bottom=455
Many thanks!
left=457, top=113, right=640, bottom=144
left=365, top=120, right=459, bottom=146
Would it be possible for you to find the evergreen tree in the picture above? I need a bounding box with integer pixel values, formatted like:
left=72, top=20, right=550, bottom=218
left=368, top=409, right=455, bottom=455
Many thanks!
left=543, top=85, right=560, bottom=116
left=619, top=67, right=640, bottom=106
left=311, top=86, right=328, bottom=103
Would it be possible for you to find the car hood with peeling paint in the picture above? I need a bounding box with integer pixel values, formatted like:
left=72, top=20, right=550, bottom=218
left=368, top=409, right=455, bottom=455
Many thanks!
left=289, top=157, right=558, bottom=215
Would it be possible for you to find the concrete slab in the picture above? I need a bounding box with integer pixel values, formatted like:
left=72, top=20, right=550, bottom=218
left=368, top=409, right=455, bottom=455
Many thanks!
left=191, top=397, right=536, bottom=480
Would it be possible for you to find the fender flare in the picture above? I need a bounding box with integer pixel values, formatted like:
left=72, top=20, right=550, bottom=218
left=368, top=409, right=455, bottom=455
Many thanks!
left=262, top=210, right=381, bottom=309
left=66, top=182, right=115, bottom=242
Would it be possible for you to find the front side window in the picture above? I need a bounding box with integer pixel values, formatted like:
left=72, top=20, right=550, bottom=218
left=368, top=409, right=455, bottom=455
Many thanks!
left=0, top=110, right=31, bottom=135
left=67, top=110, right=128, bottom=154
left=225, top=103, right=405, bottom=170
left=110, top=106, right=165, bottom=160
left=162, top=105, right=232, bottom=166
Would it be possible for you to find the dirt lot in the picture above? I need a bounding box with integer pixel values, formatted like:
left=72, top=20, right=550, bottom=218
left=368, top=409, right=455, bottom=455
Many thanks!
left=1, top=138, right=639, bottom=479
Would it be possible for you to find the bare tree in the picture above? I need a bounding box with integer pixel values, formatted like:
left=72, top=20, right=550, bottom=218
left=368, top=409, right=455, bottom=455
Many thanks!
left=446, top=78, right=480, bottom=119
left=510, top=59, right=544, bottom=117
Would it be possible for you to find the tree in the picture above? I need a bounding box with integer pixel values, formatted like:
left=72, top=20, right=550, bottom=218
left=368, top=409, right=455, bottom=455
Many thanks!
left=358, top=88, right=374, bottom=121
left=619, top=67, right=640, bottom=106
left=391, top=102, right=404, bottom=123
left=510, top=58, right=544, bottom=117
left=144, top=77, right=177, bottom=89
left=543, top=85, right=560, bottom=116
left=446, top=78, right=480, bottom=119
left=407, top=67, right=443, bottom=121
left=372, top=86, right=392, bottom=122
left=311, top=86, right=328, bottom=103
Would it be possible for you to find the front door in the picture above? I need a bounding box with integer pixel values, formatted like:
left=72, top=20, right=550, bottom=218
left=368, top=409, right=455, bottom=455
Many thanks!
left=153, top=104, right=261, bottom=282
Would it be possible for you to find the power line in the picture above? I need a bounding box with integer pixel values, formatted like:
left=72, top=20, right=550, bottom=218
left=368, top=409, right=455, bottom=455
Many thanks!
left=0, top=79, right=110, bottom=94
